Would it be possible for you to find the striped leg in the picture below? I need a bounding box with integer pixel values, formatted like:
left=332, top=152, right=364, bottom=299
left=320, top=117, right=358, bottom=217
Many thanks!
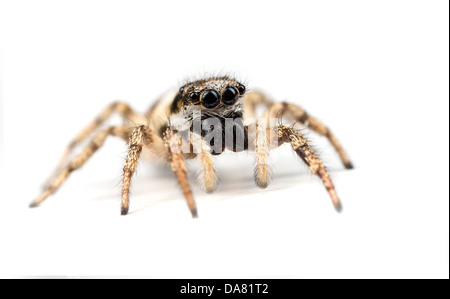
left=30, top=125, right=130, bottom=208
left=43, top=101, right=145, bottom=188
left=164, top=129, right=198, bottom=218
left=278, top=125, right=343, bottom=212
left=268, top=103, right=353, bottom=169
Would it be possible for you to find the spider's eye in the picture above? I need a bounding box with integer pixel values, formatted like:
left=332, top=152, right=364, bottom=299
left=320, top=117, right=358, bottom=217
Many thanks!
left=221, top=87, right=239, bottom=105
left=201, top=90, right=220, bottom=108
left=237, top=84, right=246, bottom=95
left=189, top=92, right=200, bottom=103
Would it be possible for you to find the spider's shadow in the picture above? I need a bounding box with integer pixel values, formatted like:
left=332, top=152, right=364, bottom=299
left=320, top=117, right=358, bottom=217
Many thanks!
left=87, top=161, right=349, bottom=214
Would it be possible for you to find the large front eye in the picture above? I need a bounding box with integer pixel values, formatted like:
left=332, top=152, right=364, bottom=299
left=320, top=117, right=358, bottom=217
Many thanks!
left=222, top=87, right=238, bottom=105
left=201, top=90, right=220, bottom=108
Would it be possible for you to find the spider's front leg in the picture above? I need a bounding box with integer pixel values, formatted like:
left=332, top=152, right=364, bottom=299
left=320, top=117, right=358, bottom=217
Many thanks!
left=164, top=129, right=198, bottom=218
left=120, top=125, right=163, bottom=215
left=277, top=125, right=343, bottom=212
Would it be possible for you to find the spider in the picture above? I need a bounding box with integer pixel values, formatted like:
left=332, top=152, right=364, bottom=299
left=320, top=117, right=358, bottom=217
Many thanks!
left=30, top=75, right=353, bottom=217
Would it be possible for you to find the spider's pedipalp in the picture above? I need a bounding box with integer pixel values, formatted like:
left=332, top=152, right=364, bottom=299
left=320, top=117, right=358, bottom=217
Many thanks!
left=198, top=151, right=216, bottom=193
left=254, top=121, right=271, bottom=188
left=188, top=132, right=217, bottom=193
left=277, top=125, right=343, bottom=212
left=30, top=125, right=131, bottom=208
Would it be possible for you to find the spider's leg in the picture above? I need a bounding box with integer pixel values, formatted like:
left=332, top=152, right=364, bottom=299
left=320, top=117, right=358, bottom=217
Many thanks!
left=267, top=103, right=353, bottom=169
left=188, top=132, right=217, bottom=193
left=243, top=91, right=273, bottom=121
left=254, top=121, right=271, bottom=188
left=164, top=129, right=198, bottom=218
left=43, top=102, right=145, bottom=189
left=278, top=125, right=342, bottom=212
left=30, top=125, right=130, bottom=208
left=120, top=125, right=162, bottom=215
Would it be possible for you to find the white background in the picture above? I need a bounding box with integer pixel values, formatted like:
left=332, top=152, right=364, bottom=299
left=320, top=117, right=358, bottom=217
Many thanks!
left=0, top=0, right=448, bottom=278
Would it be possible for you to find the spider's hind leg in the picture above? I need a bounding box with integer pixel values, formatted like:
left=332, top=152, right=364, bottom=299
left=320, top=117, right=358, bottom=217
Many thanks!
left=30, top=125, right=130, bottom=208
left=243, top=91, right=273, bottom=121
left=43, top=102, right=145, bottom=189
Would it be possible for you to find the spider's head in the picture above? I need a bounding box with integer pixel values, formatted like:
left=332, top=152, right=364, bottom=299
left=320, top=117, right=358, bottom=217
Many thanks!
left=174, top=76, right=246, bottom=113
left=170, top=76, right=248, bottom=154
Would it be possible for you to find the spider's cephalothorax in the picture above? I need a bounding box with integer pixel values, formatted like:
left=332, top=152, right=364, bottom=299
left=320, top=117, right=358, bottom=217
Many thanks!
left=171, top=76, right=246, bottom=114
left=31, top=75, right=353, bottom=218
left=168, top=77, right=248, bottom=155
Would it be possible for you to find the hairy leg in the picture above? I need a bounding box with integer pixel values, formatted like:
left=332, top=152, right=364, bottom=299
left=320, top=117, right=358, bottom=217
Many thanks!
left=164, top=129, right=198, bottom=218
left=120, top=125, right=160, bottom=215
left=44, top=101, right=146, bottom=188
left=268, top=102, right=353, bottom=169
left=30, top=125, right=130, bottom=207
left=278, top=125, right=343, bottom=212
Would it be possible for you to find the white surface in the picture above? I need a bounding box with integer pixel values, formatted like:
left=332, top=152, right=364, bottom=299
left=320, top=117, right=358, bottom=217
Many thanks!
left=0, top=0, right=448, bottom=278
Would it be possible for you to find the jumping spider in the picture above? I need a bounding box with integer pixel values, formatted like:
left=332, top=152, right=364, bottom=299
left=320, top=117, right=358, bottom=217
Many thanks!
left=30, top=75, right=353, bottom=217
